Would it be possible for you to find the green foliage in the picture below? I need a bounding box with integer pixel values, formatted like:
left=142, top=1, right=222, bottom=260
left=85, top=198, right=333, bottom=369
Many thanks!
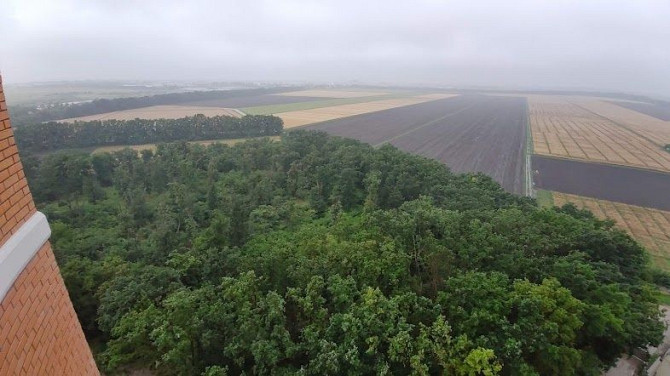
left=14, top=114, right=282, bottom=152
left=25, top=130, right=663, bottom=375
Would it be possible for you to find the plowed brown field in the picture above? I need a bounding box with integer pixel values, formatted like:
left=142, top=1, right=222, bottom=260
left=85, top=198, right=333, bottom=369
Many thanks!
left=305, top=95, right=528, bottom=194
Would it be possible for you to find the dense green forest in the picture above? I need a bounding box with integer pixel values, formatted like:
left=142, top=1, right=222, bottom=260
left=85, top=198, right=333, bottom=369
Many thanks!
left=23, top=131, right=662, bottom=375
left=9, top=87, right=287, bottom=126
left=14, top=115, right=282, bottom=152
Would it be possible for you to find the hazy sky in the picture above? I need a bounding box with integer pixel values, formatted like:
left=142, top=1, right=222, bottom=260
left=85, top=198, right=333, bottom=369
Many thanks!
left=1, top=0, right=669, bottom=96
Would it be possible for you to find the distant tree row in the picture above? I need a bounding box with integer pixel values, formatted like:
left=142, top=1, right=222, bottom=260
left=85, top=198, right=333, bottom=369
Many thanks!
left=14, top=114, right=283, bottom=152
left=8, top=87, right=288, bottom=125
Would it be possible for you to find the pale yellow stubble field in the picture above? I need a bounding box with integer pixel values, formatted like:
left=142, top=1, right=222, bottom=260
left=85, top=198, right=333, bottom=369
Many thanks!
left=553, top=192, right=670, bottom=270
left=573, top=99, right=670, bottom=147
left=60, top=105, right=243, bottom=122
left=278, top=94, right=458, bottom=128
left=528, top=96, right=670, bottom=172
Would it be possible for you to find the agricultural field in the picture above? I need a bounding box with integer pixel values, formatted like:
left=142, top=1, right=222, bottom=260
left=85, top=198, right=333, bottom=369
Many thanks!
left=533, top=155, right=670, bottom=210
left=306, top=95, right=528, bottom=194
left=277, top=89, right=387, bottom=98
left=278, top=94, right=455, bottom=128
left=181, top=94, right=326, bottom=108
left=60, top=105, right=243, bottom=122
left=528, top=95, right=670, bottom=172
left=575, top=99, right=670, bottom=146
left=239, top=94, right=408, bottom=115
left=611, top=101, right=670, bottom=121
left=550, top=192, right=670, bottom=271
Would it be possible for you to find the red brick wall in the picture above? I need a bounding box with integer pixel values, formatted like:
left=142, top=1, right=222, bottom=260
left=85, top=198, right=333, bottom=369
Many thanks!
left=0, top=76, right=36, bottom=247
left=0, top=75, right=100, bottom=374
left=0, top=243, right=99, bottom=375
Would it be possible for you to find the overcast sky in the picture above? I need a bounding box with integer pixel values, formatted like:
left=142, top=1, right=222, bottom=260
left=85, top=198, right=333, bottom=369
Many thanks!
left=1, top=0, right=669, bottom=96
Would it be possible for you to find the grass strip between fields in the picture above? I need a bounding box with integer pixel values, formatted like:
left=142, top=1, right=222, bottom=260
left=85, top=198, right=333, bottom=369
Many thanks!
left=524, top=100, right=535, bottom=198
left=535, top=190, right=554, bottom=208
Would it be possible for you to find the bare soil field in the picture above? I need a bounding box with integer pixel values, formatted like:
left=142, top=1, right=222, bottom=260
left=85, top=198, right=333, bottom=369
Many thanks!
left=181, top=94, right=325, bottom=108
left=277, top=90, right=388, bottom=98
left=306, top=95, right=528, bottom=194
left=533, top=155, right=670, bottom=210
left=610, top=101, right=670, bottom=121
left=278, top=94, right=456, bottom=128
left=528, top=95, right=670, bottom=172
left=552, top=192, right=670, bottom=270
left=60, top=105, right=243, bottom=122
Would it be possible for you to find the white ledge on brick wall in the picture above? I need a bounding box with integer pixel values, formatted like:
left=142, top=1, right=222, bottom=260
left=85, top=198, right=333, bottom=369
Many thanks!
left=0, top=212, right=51, bottom=301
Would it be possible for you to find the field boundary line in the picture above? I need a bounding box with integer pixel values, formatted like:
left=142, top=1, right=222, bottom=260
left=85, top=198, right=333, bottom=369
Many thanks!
left=371, top=103, right=477, bottom=147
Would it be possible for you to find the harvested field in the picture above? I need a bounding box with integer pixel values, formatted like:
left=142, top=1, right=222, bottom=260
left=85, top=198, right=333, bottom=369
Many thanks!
left=533, top=155, right=670, bottom=210
left=611, top=101, right=670, bottom=121
left=574, top=99, right=670, bottom=146
left=528, top=95, right=670, bottom=172
left=277, top=90, right=387, bottom=98
left=241, top=94, right=402, bottom=115
left=60, top=105, right=243, bottom=122
left=181, top=94, right=325, bottom=108
left=306, top=95, right=528, bottom=194
left=279, top=94, right=456, bottom=128
left=552, top=192, right=670, bottom=271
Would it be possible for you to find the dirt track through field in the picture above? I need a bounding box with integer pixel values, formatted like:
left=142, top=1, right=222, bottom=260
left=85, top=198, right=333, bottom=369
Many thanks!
left=533, top=155, right=670, bottom=210
left=305, top=95, right=528, bottom=194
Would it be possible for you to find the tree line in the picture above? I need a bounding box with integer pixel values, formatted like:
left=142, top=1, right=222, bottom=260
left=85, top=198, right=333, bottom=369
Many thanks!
left=23, top=131, right=663, bottom=375
left=14, top=114, right=283, bottom=152
left=8, top=87, right=289, bottom=126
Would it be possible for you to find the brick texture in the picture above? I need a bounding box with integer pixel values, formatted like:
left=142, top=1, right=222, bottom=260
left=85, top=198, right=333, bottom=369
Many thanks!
left=0, top=75, right=36, bottom=247
left=0, top=243, right=99, bottom=375
left=0, top=75, right=100, bottom=374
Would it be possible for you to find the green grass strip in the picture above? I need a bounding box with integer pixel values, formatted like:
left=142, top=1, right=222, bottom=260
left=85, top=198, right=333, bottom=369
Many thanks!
left=535, top=190, right=554, bottom=208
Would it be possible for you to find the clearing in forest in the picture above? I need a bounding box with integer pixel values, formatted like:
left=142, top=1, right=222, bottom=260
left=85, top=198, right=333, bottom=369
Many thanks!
left=551, top=192, right=670, bottom=271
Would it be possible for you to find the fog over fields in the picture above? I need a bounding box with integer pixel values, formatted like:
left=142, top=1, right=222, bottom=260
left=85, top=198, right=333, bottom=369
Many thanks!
left=1, top=0, right=669, bottom=97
